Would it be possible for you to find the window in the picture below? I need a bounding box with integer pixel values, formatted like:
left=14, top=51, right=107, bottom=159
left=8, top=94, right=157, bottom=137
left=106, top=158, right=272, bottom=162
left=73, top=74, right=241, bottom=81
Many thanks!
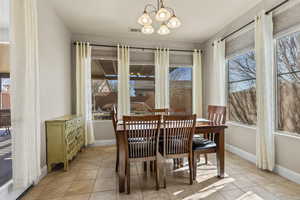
left=91, top=59, right=117, bottom=120
left=227, top=51, right=257, bottom=125
left=0, top=73, right=10, bottom=109
left=276, top=31, right=300, bottom=134
left=130, top=65, right=155, bottom=114
left=169, top=67, right=192, bottom=114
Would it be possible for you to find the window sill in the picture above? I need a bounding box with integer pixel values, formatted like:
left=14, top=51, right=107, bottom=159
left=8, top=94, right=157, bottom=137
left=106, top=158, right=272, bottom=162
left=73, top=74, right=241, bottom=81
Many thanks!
left=226, top=121, right=257, bottom=130
left=275, top=131, right=300, bottom=140
left=92, top=120, right=112, bottom=122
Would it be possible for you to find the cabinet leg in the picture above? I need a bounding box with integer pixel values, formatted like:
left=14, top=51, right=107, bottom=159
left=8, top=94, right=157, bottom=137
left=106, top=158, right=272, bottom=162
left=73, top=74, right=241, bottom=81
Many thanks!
left=47, top=164, right=52, bottom=173
left=64, top=161, right=69, bottom=171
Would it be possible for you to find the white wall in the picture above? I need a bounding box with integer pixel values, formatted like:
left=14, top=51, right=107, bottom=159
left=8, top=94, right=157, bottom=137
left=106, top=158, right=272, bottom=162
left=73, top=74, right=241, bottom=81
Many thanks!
left=38, top=0, right=72, bottom=168
left=200, top=0, right=300, bottom=181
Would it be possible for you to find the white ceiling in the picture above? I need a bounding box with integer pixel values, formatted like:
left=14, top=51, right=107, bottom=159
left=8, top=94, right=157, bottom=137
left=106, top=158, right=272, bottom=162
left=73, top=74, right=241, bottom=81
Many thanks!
left=0, top=0, right=9, bottom=29
left=50, top=0, right=262, bottom=43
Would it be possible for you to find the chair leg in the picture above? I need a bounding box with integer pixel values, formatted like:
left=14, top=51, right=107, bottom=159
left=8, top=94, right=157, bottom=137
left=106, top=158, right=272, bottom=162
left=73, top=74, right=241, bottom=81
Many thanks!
left=155, top=159, right=159, bottom=190
left=150, top=161, right=154, bottom=172
left=116, top=148, right=119, bottom=172
left=126, top=163, right=131, bottom=194
left=143, top=161, right=147, bottom=172
left=204, top=154, right=208, bottom=165
left=193, top=152, right=197, bottom=180
left=188, top=155, right=193, bottom=185
left=163, top=159, right=167, bottom=188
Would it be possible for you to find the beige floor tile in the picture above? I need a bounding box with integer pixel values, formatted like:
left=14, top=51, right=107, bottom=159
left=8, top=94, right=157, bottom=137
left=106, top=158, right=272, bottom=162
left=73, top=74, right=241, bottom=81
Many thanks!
left=241, top=186, right=280, bottom=200
left=20, top=185, right=45, bottom=200
left=52, top=194, right=90, bottom=200
left=93, top=177, right=117, bottom=192
left=20, top=146, right=300, bottom=200
left=90, top=191, right=117, bottom=200
left=219, top=188, right=246, bottom=200
left=36, top=182, right=71, bottom=200
left=75, top=169, right=98, bottom=181
left=264, top=183, right=300, bottom=198
left=64, top=180, right=95, bottom=196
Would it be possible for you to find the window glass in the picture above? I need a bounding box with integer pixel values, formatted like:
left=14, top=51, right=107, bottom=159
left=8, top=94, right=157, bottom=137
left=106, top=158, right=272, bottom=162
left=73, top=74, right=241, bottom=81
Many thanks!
left=91, top=59, right=117, bottom=120
left=169, top=67, right=192, bottom=114
left=129, top=65, right=155, bottom=114
left=228, top=51, right=257, bottom=125
left=276, top=31, right=300, bottom=134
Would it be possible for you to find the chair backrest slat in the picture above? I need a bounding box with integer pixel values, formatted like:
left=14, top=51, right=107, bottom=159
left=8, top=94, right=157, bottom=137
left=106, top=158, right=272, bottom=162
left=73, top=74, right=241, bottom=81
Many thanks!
left=163, top=115, right=196, bottom=156
left=206, top=105, right=226, bottom=141
left=111, top=105, right=118, bottom=140
left=123, top=115, right=161, bottom=159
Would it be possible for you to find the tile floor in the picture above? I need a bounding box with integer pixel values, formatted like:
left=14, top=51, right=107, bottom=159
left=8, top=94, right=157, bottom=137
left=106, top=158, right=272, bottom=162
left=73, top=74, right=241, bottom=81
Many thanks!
left=0, top=134, right=12, bottom=186
left=21, top=146, right=300, bottom=200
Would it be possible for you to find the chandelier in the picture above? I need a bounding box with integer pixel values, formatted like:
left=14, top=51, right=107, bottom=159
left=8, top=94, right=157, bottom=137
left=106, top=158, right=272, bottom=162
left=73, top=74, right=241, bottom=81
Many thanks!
left=137, top=0, right=181, bottom=35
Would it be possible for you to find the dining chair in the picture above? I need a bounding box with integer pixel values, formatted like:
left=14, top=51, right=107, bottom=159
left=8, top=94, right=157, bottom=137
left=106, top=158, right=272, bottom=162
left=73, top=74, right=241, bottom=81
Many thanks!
left=162, top=114, right=196, bottom=187
left=123, top=115, right=162, bottom=194
left=192, top=105, right=226, bottom=180
left=111, top=105, right=119, bottom=172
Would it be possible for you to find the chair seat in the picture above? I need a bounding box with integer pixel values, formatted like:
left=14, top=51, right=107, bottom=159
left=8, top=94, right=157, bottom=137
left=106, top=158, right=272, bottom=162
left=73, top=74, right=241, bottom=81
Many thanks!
left=192, top=138, right=216, bottom=150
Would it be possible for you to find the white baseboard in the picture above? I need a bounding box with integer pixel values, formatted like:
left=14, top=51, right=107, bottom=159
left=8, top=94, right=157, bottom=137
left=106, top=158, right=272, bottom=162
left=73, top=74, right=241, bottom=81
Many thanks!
left=275, top=165, right=300, bottom=185
left=225, top=144, right=256, bottom=163
left=90, top=139, right=116, bottom=147
left=225, top=143, right=300, bottom=185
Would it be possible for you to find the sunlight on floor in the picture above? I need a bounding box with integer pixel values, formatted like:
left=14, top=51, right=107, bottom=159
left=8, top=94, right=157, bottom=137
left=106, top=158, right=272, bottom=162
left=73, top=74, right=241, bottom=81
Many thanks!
left=20, top=146, right=300, bottom=200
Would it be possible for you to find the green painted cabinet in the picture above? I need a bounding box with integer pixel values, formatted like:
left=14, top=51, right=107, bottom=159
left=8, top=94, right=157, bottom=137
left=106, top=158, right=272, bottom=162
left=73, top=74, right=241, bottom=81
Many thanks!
left=45, top=115, right=84, bottom=172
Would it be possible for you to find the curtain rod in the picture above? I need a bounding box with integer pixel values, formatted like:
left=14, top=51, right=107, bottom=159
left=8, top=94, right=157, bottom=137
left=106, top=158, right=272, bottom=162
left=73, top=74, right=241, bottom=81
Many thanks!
left=212, top=0, right=290, bottom=46
left=72, top=42, right=201, bottom=53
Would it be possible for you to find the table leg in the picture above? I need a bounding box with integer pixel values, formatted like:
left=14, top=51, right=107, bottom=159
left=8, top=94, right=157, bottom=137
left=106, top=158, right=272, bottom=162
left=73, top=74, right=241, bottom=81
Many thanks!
left=118, top=134, right=126, bottom=193
left=216, top=129, right=225, bottom=178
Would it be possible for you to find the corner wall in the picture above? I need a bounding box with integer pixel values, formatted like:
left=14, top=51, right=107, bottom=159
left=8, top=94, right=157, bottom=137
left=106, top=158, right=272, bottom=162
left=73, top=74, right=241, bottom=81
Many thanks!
left=37, top=0, right=72, bottom=168
left=200, top=0, right=300, bottom=183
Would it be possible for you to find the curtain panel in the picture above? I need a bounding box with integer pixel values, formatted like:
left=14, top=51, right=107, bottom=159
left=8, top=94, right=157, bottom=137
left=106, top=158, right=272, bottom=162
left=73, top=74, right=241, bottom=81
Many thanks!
left=117, top=45, right=130, bottom=119
left=213, top=40, right=226, bottom=106
left=11, top=0, right=41, bottom=188
left=155, top=48, right=170, bottom=109
left=76, top=42, right=95, bottom=145
left=193, top=50, right=203, bottom=117
left=255, top=11, right=275, bottom=171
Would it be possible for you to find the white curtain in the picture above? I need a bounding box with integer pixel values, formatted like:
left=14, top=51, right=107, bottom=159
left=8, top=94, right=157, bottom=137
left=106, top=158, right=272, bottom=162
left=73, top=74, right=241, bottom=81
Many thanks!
left=213, top=40, right=226, bottom=106
left=117, top=45, right=130, bottom=120
left=193, top=50, right=203, bottom=117
left=155, top=48, right=169, bottom=109
left=255, top=11, right=275, bottom=171
left=76, top=42, right=95, bottom=145
left=10, top=0, right=41, bottom=188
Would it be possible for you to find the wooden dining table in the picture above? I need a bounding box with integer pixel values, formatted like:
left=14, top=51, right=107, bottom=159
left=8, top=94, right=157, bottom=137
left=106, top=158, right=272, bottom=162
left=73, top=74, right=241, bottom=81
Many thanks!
left=116, top=121, right=228, bottom=193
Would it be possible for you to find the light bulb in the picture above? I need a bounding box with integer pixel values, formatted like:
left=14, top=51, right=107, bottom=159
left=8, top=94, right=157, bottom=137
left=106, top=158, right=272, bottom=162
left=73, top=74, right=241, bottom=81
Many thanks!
left=157, top=24, right=170, bottom=35
left=167, top=15, right=181, bottom=29
left=141, top=25, right=154, bottom=34
left=155, top=7, right=171, bottom=22
left=138, top=12, right=152, bottom=26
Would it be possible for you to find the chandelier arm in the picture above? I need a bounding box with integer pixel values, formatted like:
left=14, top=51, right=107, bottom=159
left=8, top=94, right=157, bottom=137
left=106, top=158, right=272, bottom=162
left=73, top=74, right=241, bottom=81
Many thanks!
left=164, top=7, right=175, bottom=16
left=144, top=4, right=158, bottom=13
left=159, top=0, right=165, bottom=8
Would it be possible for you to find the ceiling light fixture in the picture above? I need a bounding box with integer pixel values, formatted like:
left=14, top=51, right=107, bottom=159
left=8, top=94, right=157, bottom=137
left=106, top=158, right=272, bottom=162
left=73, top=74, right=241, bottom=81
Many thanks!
left=138, top=0, right=181, bottom=35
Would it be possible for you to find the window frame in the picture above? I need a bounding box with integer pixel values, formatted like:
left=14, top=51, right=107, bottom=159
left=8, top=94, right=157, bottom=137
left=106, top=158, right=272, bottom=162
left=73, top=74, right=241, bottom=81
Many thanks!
left=274, top=25, right=300, bottom=136
left=226, top=49, right=257, bottom=126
